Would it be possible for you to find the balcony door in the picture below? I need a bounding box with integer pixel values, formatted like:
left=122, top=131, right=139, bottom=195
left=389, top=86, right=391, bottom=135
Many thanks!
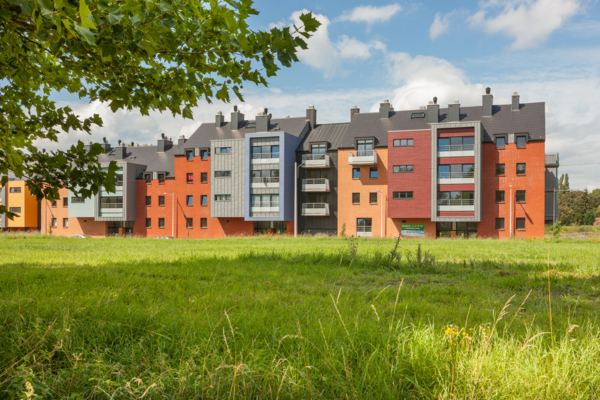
left=357, top=140, right=373, bottom=157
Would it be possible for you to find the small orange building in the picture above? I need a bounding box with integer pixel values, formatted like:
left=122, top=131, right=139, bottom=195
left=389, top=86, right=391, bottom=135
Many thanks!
left=0, top=178, right=39, bottom=232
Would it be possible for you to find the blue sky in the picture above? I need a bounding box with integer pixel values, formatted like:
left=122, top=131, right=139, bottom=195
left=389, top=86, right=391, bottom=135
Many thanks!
left=44, top=0, right=600, bottom=190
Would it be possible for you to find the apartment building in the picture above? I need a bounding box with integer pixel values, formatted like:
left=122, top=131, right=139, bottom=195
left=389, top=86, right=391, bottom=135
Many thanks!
left=34, top=87, right=557, bottom=239
left=0, top=172, right=40, bottom=232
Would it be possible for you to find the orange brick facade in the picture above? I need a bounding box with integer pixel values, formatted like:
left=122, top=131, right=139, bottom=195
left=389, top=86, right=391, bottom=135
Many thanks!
left=41, top=188, right=108, bottom=237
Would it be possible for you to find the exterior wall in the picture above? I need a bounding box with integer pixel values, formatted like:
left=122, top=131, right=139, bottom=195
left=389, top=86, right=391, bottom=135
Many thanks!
left=480, top=141, right=546, bottom=238
left=210, top=139, right=245, bottom=217
left=431, top=123, right=482, bottom=222
left=96, top=162, right=145, bottom=222
left=296, top=150, right=338, bottom=234
left=388, top=129, right=431, bottom=219
left=5, top=181, right=39, bottom=229
left=41, top=188, right=107, bottom=237
left=68, top=188, right=95, bottom=218
left=337, top=148, right=398, bottom=238
left=0, top=182, right=7, bottom=228
left=545, top=166, right=559, bottom=223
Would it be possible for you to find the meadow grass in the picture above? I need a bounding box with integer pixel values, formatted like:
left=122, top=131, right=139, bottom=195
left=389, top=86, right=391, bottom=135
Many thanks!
left=0, top=235, right=599, bottom=399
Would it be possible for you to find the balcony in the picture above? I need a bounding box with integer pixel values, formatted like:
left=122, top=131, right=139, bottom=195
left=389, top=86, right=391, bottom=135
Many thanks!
left=302, top=178, right=330, bottom=192
left=438, top=144, right=475, bottom=158
left=251, top=177, right=279, bottom=189
left=437, top=198, right=475, bottom=212
left=302, top=154, right=330, bottom=168
left=438, top=171, right=475, bottom=185
left=356, top=226, right=372, bottom=237
left=251, top=201, right=279, bottom=213
left=251, top=152, right=280, bottom=165
left=348, top=150, right=377, bottom=165
left=545, top=153, right=559, bottom=167
left=302, top=203, right=330, bottom=216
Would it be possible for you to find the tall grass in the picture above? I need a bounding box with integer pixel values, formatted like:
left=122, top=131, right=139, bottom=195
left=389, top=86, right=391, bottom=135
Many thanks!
left=0, top=235, right=599, bottom=398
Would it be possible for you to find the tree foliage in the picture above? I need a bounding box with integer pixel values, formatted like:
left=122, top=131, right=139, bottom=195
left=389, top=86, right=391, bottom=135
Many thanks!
left=0, top=0, right=320, bottom=218
left=559, top=188, right=600, bottom=226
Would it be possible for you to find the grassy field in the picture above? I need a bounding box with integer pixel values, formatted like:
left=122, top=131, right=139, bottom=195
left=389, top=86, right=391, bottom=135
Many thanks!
left=1, top=235, right=599, bottom=399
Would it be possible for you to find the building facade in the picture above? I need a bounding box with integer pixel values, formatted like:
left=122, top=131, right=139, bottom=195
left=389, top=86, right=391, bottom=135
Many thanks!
left=32, top=88, right=557, bottom=239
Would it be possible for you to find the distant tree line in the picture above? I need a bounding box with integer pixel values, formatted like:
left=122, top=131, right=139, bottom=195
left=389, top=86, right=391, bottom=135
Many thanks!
left=557, top=173, right=600, bottom=226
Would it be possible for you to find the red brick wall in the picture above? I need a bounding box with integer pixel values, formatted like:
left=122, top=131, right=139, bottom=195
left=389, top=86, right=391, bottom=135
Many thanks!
left=480, top=141, right=546, bottom=238
left=388, top=130, right=431, bottom=219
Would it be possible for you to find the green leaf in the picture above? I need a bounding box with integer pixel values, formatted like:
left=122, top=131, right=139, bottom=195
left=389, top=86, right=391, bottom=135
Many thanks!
left=107, top=12, right=123, bottom=24
left=299, top=12, right=320, bottom=33
left=74, top=24, right=96, bottom=45
left=182, top=105, right=193, bottom=119
left=79, top=0, right=96, bottom=29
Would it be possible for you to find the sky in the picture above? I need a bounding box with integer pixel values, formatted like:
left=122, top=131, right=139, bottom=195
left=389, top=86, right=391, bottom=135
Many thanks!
left=41, top=0, right=600, bottom=190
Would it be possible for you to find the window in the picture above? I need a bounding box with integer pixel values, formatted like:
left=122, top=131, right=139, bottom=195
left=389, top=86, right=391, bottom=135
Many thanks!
left=9, top=207, right=22, bottom=213
left=51, top=218, right=57, bottom=227
left=201, top=195, right=207, bottom=205
left=311, top=144, right=326, bottom=155
left=437, top=191, right=474, bottom=206
left=9, top=187, right=21, bottom=193
left=145, top=218, right=151, bottom=228
left=516, top=218, right=526, bottom=230
left=516, top=136, right=527, bottom=148
left=496, top=137, right=505, bottom=149
left=369, top=167, right=378, bottom=179
left=352, top=193, right=360, bottom=204
left=411, top=112, right=425, bottom=118
left=496, top=164, right=505, bottom=175
left=436, top=222, right=452, bottom=238
left=216, top=147, right=232, bottom=154
left=71, top=197, right=85, bottom=204
left=357, top=218, right=372, bottom=234
left=200, top=149, right=208, bottom=160
left=159, top=218, right=165, bottom=228
left=52, top=200, right=57, bottom=207
left=186, top=173, right=193, bottom=183
left=393, top=165, right=414, bottom=173
left=356, top=139, right=373, bottom=157
left=186, top=150, right=194, bottom=160
left=63, top=197, right=68, bottom=207
left=517, top=163, right=526, bottom=175
left=145, top=196, right=151, bottom=206
left=438, top=136, right=474, bottom=152
left=393, top=139, right=413, bottom=147
left=201, top=218, right=207, bottom=228
left=116, top=174, right=123, bottom=187
left=159, top=196, right=165, bottom=206
left=456, top=222, right=478, bottom=238
left=201, top=172, right=207, bottom=183
left=393, top=191, right=413, bottom=199
left=438, top=164, right=474, bottom=179
left=186, top=195, right=193, bottom=206
left=370, top=192, right=377, bottom=204
left=158, top=173, right=165, bottom=184
left=352, top=168, right=360, bottom=179
left=215, top=171, right=232, bottom=177
left=496, top=191, right=505, bottom=203
left=215, top=195, right=232, bottom=201
left=144, top=173, right=152, bottom=184
left=308, top=170, right=327, bottom=179
left=307, top=193, right=327, bottom=203
left=495, top=218, right=505, bottom=230
left=63, top=218, right=69, bottom=228
left=516, top=190, right=526, bottom=202
left=186, top=218, right=193, bottom=228
left=100, top=196, right=123, bottom=208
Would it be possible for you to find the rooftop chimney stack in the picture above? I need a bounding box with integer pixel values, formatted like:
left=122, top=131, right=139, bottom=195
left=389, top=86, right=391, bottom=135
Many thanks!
left=256, top=108, right=271, bottom=132
left=482, top=87, right=493, bottom=117
left=115, top=141, right=126, bottom=160
left=379, top=99, right=391, bottom=119
left=512, top=91, right=520, bottom=111
left=351, top=105, right=360, bottom=120
left=306, top=105, right=317, bottom=129
left=84, top=140, right=93, bottom=152
left=448, top=100, right=460, bottom=122
left=101, top=137, right=111, bottom=153
left=178, top=134, right=186, bottom=148
left=231, top=105, right=245, bottom=130
left=215, top=111, right=225, bottom=127
left=157, top=134, right=172, bottom=152
left=427, top=97, right=439, bottom=124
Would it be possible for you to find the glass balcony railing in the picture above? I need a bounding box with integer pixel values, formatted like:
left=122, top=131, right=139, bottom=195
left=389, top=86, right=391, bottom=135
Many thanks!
left=251, top=152, right=280, bottom=160
left=437, top=199, right=474, bottom=206
left=356, top=226, right=372, bottom=237
left=438, top=144, right=475, bottom=152
left=438, top=172, right=475, bottom=179
left=251, top=201, right=280, bottom=208
left=251, top=177, right=279, bottom=184
left=302, top=202, right=330, bottom=216
left=302, top=154, right=330, bottom=168
left=348, top=150, right=377, bottom=165
left=100, top=203, right=123, bottom=209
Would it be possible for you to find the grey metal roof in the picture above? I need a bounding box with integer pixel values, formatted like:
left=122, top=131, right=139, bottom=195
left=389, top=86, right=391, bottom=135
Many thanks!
left=297, top=123, right=350, bottom=151
left=341, top=102, right=546, bottom=148
left=98, top=145, right=177, bottom=176
left=178, top=117, right=310, bottom=155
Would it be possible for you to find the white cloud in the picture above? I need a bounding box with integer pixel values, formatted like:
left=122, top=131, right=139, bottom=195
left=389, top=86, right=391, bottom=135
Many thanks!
left=287, top=10, right=386, bottom=76
left=337, top=4, right=403, bottom=24
left=429, top=12, right=451, bottom=40
left=469, top=0, right=582, bottom=49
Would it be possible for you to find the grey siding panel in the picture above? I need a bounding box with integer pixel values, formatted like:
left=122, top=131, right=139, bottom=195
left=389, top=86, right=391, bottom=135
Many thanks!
left=0, top=184, right=6, bottom=228
left=210, top=139, right=245, bottom=217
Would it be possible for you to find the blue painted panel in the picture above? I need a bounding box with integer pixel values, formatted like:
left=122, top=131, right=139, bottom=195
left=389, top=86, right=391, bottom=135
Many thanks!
left=67, top=188, right=95, bottom=218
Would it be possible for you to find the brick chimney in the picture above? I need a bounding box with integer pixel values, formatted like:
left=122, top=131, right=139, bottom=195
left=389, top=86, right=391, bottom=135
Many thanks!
left=231, top=105, right=245, bottom=130
left=448, top=100, right=460, bottom=122
left=157, top=133, right=172, bottom=152
left=215, top=111, right=225, bottom=127
left=427, top=97, right=439, bottom=124
left=512, top=91, right=520, bottom=111
left=306, top=105, right=317, bottom=129
left=379, top=99, right=391, bottom=119
left=351, top=105, right=360, bottom=120
left=256, top=108, right=271, bottom=132
left=482, top=87, right=493, bottom=117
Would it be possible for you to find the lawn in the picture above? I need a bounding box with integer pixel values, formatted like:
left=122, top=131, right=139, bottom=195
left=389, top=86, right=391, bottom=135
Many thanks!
left=1, top=235, right=599, bottom=399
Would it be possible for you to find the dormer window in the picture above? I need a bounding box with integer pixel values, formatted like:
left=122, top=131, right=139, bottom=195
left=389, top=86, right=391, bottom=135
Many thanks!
left=144, top=173, right=152, bottom=184
left=356, top=139, right=373, bottom=156
left=158, top=173, right=165, bottom=184
left=185, top=150, right=194, bottom=161
left=311, top=144, right=326, bottom=155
